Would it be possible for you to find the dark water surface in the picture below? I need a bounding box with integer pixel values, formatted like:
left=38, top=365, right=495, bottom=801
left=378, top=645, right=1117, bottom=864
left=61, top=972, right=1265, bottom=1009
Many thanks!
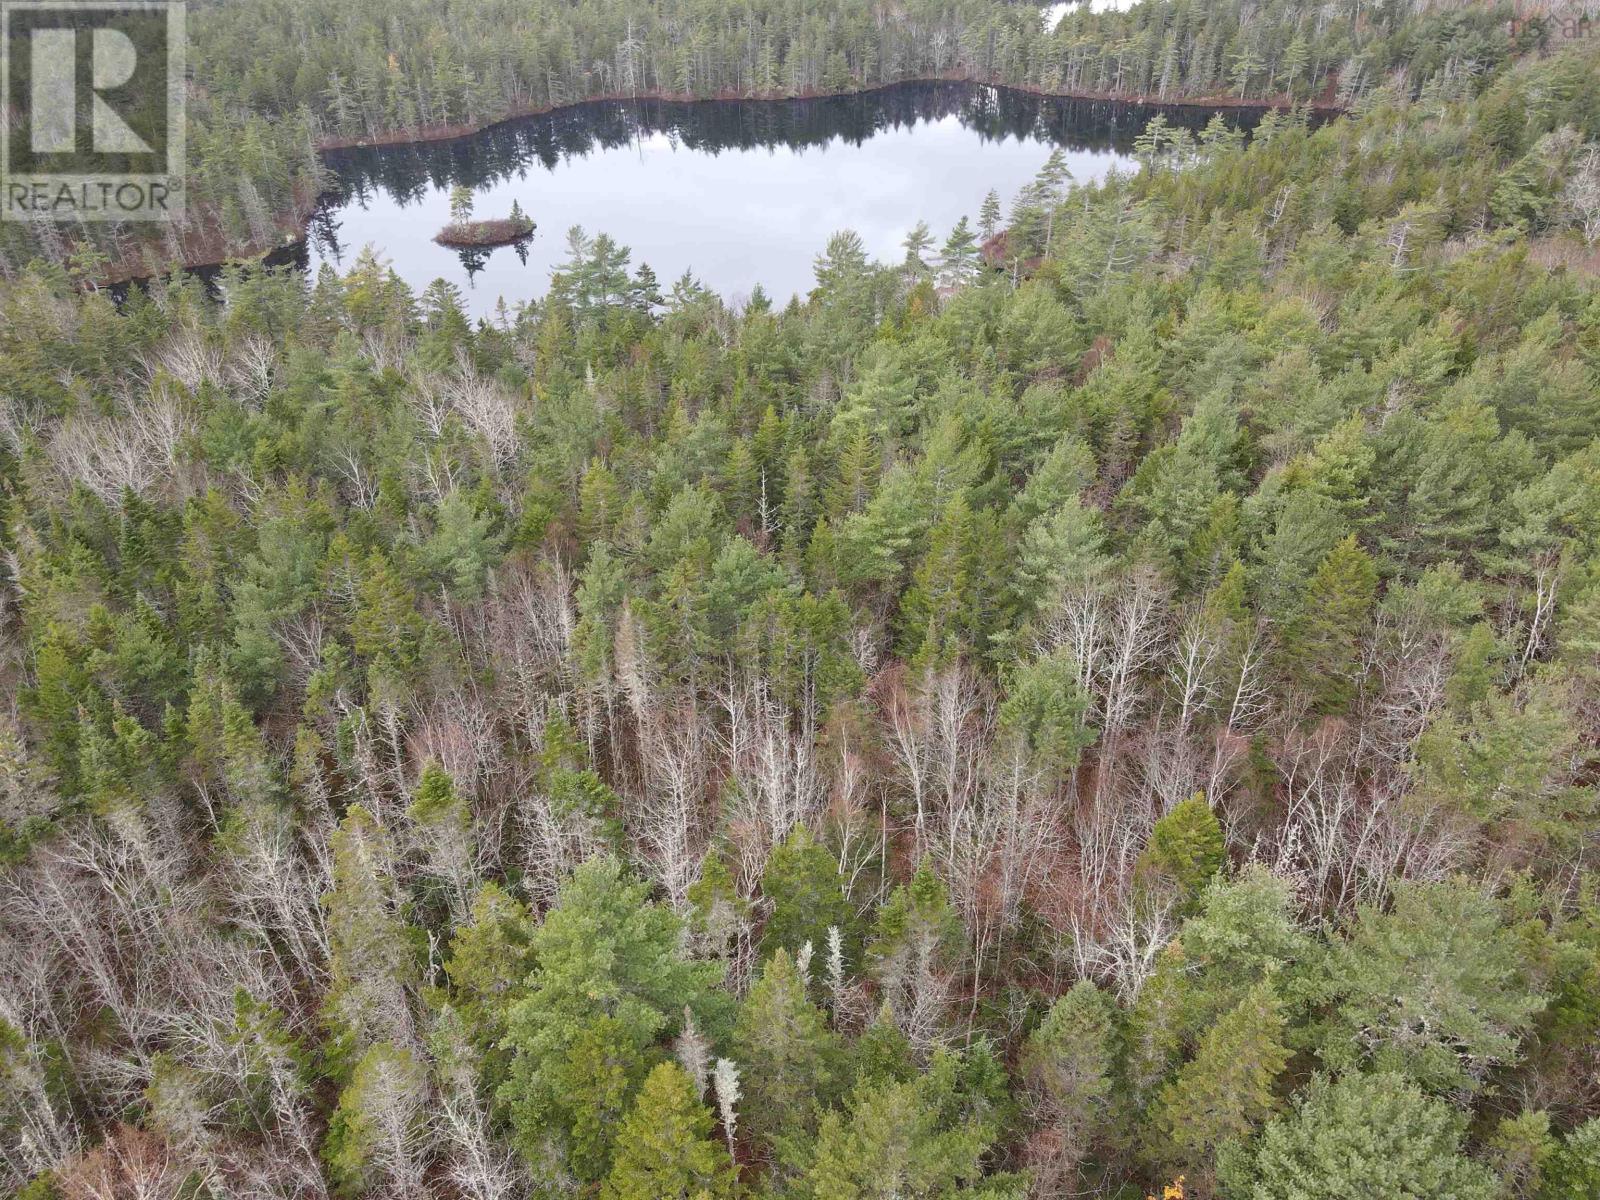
left=303, top=82, right=1241, bottom=317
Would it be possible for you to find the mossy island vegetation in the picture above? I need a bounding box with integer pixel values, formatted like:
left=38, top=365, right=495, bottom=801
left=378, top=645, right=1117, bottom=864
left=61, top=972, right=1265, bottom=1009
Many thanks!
left=435, top=186, right=534, bottom=247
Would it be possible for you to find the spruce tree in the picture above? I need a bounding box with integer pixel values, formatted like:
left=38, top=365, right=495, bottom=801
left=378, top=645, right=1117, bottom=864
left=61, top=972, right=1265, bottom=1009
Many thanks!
left=601, top=1062, right=736, bottom=1200
left=1019, top=980, right=1117, bottom=1181
left=734, top=948, right=843, bottom=1150
left=1134, top=794, right=1225, bottom=910
left=759, top=826, right=856, bottom=962
left=1151, top=980, right=1290, bottom=1180
left=1283, top=534, right=1377, bottom=711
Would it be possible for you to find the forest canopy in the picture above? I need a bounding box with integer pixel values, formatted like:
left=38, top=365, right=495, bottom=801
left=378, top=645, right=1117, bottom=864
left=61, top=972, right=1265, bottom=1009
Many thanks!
left=3, top=4, right=1600, bottom=1200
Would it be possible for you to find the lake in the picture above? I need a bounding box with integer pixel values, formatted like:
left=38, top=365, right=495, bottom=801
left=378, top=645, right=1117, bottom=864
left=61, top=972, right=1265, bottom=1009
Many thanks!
left=305, top=82, right=1231, bottom=317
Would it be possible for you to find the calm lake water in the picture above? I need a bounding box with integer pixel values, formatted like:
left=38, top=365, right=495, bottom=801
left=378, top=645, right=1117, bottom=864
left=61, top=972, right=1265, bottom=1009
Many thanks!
left=305, top=82, right=1227, bottom=317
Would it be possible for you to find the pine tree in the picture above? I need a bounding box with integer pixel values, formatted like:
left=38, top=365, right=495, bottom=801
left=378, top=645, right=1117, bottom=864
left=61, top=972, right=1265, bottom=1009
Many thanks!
left=1175, top=866, right=1312, bottom=1031
left=1123, top=945, right=1191, bottom=1114
left=722, top=437, right=760, bottom=527
left=902, top=220, right=935, bottom=281
left=1486, top=1109, right=1553, bottom=1200
left=1222, top=1073, right=1498, bottom=1200
left=1151, top=980, right=1289, bottom=1180
left=833, top=348, right=914, bottom=444
left=797, top=1051, right=1023, bottom=1199
left=865, top=863, right=964, bottom=1046
left=448, top=184, right=474, bottom=228
left=978, top=189, right=1002, bottom=241
left=1014, top=499, right=1107, bottom=613
left=1134, top=794, right=1225, bottom=911
left=601, top=1062, right=736, bottom=1200
left=686, top=849, right=751, bottom=963
left=1542, top=1119, right=1600, bottom=1200
left=759, top=826, right=856, bottom=962
left=1282, top=534, right=1376, bottom=712
left=632, top=262, right=664, bottom=313
left=1020, top=980, right=1117, bottom=1181
left=419, top=493, right=503, bottom=602
left=1312, top=878, right=1544, bottom=1093
left=500, top=857, right=725, bottom=1181
left=1281, top=35, right=1309, bottom=94
left=937, top=217, right=980, bottom=288
left=734, top=948, right=843, bottom=1149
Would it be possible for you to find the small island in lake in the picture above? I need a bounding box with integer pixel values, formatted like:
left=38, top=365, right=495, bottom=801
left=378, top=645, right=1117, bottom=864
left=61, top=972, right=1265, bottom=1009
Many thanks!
left=435, top=187, right=534, bottom=248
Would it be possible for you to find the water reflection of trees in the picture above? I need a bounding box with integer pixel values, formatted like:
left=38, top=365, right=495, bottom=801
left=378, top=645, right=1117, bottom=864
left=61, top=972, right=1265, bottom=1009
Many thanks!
left=318, top=81, right=1256, bottom=209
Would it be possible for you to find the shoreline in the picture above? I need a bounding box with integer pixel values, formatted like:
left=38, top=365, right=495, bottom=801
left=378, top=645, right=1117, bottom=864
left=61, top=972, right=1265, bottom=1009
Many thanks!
left=314, top=74, right=1341, bottom=154
left=102, top=76, right=1344, bottom=287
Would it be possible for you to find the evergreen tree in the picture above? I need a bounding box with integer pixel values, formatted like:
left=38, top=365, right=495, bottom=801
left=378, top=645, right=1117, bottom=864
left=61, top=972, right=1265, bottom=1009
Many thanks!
left=1282, top=534, right=1376, bottom=712
left=448, top=184, right=474, bottom=227
left=734, top=948, right=843, bottom=1150
left=420, top=493, right=503, bottom=602
left=1221, top=1072, right=1498, bottom=1200
left=1019, top=980, right=1117, bottom=1182
left=352, top=550, right=427, bottom=673
left=899, top=494, right=976, bottom=661
left=796, top=1051, right=1024, bottom=1200
left=1014, top=499, right=1107, bottom=613
left=1134, top=794, right=1225, bottom=911
left=324, top=1041, right=428, bottom=1198
left=853, top=1002, right=916, bottom=1089
left=1541, top=1119, right=1600, bottom=1200
left=686, top=849, right=751, bottom=962
left=324, top=806, right=417, bottom=1054
left=1310, top=878, right=1545, bottom=1093
left=902, top=220, right=935, bottom=281
left=500, top=857, right=725, bottom=1180
left=937, top=217, right=980, bottom=288
left=443, top=882, right=537, bottom=1066
left=978, top=189, right=1002, bottom=241
left=633, top=262, right=664, bottom=313
left=1151, top=980, right=1289, bottom=1180
left=998, top=648, right=1097, bottom=783
left=1175, top=866, right=1312, bottom=1031
left=866, top=863, right=964, bottom=1042
left=601, top=1062, right=736, bottom=1200
left=759, top=826, right=856, bottom=963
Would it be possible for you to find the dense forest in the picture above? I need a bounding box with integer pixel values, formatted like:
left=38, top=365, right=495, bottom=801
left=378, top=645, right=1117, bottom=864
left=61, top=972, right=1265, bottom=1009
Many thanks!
left=5, top=4, right=1600, bottom=1200
left=0, top=0, right=1527, bottom=281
